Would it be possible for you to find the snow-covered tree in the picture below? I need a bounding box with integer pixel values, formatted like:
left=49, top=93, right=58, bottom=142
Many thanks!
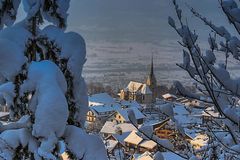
left=169, top=0, right=240, bottom=159
left=0, top=0, right=107, bottom=159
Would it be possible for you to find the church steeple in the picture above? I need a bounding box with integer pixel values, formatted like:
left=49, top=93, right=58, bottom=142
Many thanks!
left=146, top=54, right=157, bottom=101
left=150, top=54, right=154, bottom=78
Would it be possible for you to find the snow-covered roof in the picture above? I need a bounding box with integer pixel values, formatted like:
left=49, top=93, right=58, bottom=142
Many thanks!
left=136, top=151, right=153, bottom=160
left=139, top=140, right=157, bottom=149
left=116, top=107, right=145, bottom=121
left=141, top=84, right=152, bottom=94
left=100, top=121, right=137, bottom=134
left=126, top=81, right=152, bottom=95
left=124, top=131, right=143, bottom=145
left=124, top=131, right=156, bottom=149
left=89, top=93, right=115, bottom=106
left=161, top=152, right=184, bottom=160
left=119, top=100, right=141, bottom=109
left=111, top=132, right=131, bottom=145
left=0, top=112, right=9, bottom=118
left=173, top=104, right=189, bottom=115
left=127, top=81, right=144, bottom=92
left=162, top=93, right=177, bottom=99
left=91, top=105, right=115, bottom=114
left=90, top=103, right=122, bottom=115
left=173, top=104, right=202, bottom=126
left=151, top=118, right=171, bottom=130
left=106, top=140, right=118, bottom=152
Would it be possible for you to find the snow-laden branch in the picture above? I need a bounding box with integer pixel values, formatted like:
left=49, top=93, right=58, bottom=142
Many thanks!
left=174, top=81, right=212, bottom=104
left=63, top=125, right=108, bottom=160
left=20, top=61, right=69, bottom=159
left=0, top=0, right=21, bottom=29
left=0, top=115, right=31, bottom=133
left=169, top=0, right=240, bottom=159
left=23, top=0, right=70, bottom=28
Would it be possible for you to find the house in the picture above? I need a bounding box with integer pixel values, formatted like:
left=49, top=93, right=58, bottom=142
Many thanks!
left=162, top=93, right=177, bottom=101
left=124, top=131, right=157, bottom=154
left=87, top=93, right=117, bottom=123
left=120, top=57, right=158, bottom=104
left=105, top=131, right=131, bottom=155
left=100, top=121, right=137, bottom=138
left=105, top=139, right=119, bottom=155
left=86, top=103, right=120, bottom=123
left=120, top=81, right=153, bottom=104
left=87, top=93, right=144, bottom=124
left=106, top=132, right=131, bottom=147
left=0, top=112, right=9, bottom=122
left=148, top=117, right=196, bottom=151
left=111, top=107, right=146, bottom=124
left=152, top=118, right=175, bottom=139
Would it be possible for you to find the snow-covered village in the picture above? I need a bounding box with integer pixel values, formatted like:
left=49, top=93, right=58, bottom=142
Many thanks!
left=0, top=0, right=239, bottom=160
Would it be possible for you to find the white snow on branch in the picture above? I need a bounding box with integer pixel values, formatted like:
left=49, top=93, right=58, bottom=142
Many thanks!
left=42, top=25, right=88, bottom=126
left=20, top=60, right=69, bottom=159
left=64, top=125, right=108, bottom=160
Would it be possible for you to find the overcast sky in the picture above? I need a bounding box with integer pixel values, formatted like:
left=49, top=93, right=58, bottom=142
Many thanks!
left=67, top=0, right=230, bottom=43
left=17, top=0, right=231, bottom=47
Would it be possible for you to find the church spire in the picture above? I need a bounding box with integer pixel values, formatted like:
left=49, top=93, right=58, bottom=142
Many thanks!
left=146, top=54, right=157, bottom=102
left=146, top=55, right=157, bottom=87
left=150, top=54, right=154, bottom=77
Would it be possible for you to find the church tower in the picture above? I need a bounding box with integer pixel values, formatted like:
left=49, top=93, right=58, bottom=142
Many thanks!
left=146, top=55, right=157, bottom=101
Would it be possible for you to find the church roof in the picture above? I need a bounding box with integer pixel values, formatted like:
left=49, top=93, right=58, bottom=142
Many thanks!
left=126, top=81, right=144, bottom=92
left=141, top=84, right=152, bottom=94
left=146, top=55, right=157, bottom=86
left=126, top=81, right=152, bottom=95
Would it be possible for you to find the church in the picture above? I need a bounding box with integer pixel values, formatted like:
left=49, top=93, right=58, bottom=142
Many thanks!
left=119, top=57, right=157, bottom=104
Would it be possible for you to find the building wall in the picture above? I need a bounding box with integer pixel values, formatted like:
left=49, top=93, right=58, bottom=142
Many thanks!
left=154, top=129, right=175, bottom=139
left=120, top=90, right=129, bottom=100
left=120, top=90, right=153, bottom=104
left=86, top=111, right=96, bottom=122
left=114, top=113, right=126, bottom=124
left=125, top=142, right=138, bottom=153
left=125, top=142, right=157, bottom=154
left=142, top=94, right=152, bottom=104
left=0, top=106, right=8, bottom=112
left=139, top=146, right=157, bottom=153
